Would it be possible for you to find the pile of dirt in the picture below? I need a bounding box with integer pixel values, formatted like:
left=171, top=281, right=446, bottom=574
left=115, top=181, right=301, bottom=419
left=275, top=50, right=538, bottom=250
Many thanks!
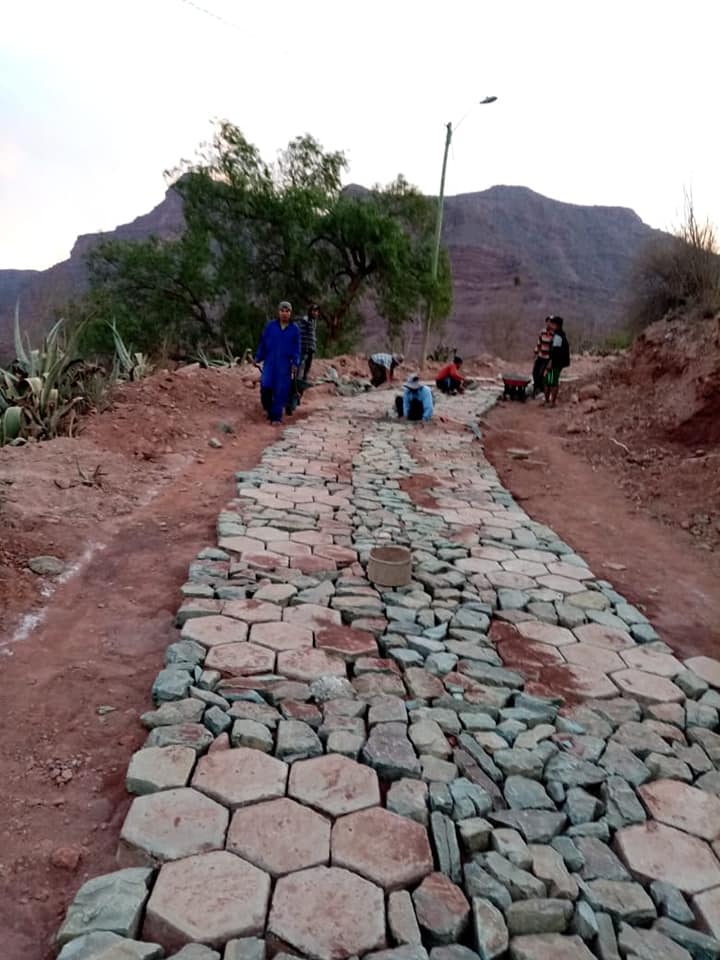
left=541, top=313, right=720, bottom=550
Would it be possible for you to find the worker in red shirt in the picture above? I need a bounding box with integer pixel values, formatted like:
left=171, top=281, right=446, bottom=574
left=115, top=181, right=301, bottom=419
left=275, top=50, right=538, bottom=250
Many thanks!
left=435, top=355, right=465, bottom=394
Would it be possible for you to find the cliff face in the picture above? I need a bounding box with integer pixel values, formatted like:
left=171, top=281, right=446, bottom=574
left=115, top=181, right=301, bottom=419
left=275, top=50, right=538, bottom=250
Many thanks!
left=0, top=184, right=662, bottom=358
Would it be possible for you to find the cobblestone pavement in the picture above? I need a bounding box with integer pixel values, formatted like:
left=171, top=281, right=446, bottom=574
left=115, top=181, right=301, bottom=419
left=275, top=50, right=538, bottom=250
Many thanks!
left=57, top=389, right=720, bottom=960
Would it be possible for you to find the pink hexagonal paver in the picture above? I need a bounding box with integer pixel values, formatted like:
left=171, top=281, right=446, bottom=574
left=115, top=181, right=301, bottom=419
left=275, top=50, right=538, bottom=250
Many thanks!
left=227, top=797, right=330, bottom=876
left=331, top=807, right=433, bottom=891
left=685, top=656, right=720, bottom=689
left=267, top=865, right=385, bottom=960
left=536, top=575, right=586, bottom=595
left=486, top=571, right=537, bottom=590
left=246, top=526, right=289, bottom=543
left=454, top=557, right=501, bottom=575
left=291, top=556, right=338, bottom=575
left=292, top=530, right=332, bottom=546
left=223, top=599, right=283, bottom=624
left=516, top=621, right=577, bottom=648
left=217, top=535, right=265, bottom=554
left=288, top=754, right=380, bottom=817
left=562, top=643, right=625, bottom=674
left=244, top=552, right=290, bottom=571
left=143, top=850, right=270, bottom=950
left=250, top=621, right=314, bottom=652
left=180, top=615, right=248, bottom=648
left=536, top=663, right=617, bottom=701
left=616, top=821, right=720, bottom=894
left=204, top=642, right=276, bottom=676
left=620, top=647, right=684, bottom=677
left=118, top=788, right=228, bottom=866
left=638, top=780, right=720, bottom=841
left=612, top=669, right=684, bottom=704
left=315, top=626, right=378, bottom=662
left=546, top=561, right=593, bottom=580
left=277, top=648, right=347, bottom=683
left=573, top=623, right=635, bottom=651
left=267, top=541, right=313, bottom=558
left=313, top=545, right=357, bottom=566
left=283, top=604, right=342, bottom=630
left=192, top=747, right=288, bottom=809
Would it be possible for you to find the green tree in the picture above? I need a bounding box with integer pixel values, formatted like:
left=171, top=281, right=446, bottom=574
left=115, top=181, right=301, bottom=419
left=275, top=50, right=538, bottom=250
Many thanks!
left=80, top=122, right=452, bottom=357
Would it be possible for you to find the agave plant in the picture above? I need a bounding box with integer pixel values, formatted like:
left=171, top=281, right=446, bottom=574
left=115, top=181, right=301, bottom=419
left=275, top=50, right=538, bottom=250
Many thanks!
left=0, top=305, right=88, bottom=445
left=109, top=321, right=151, bottom=381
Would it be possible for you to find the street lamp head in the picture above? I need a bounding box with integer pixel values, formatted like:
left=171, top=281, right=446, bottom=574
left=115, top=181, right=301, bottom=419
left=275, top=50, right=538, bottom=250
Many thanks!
left=480, top=96, right=498, bottom=104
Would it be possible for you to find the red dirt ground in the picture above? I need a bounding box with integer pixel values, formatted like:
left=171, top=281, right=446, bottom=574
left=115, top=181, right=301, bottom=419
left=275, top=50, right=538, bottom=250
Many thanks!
left=0, top=363, right=334, bottom=960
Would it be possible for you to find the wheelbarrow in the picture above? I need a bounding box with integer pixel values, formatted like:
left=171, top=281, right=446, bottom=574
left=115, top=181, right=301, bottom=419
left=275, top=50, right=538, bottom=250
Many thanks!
left=501, top=373, right=531, bottom=402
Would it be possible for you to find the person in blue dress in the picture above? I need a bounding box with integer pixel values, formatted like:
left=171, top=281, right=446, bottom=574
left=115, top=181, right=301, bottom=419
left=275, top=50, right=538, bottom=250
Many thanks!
left=255, top=301, right=301, bottom=425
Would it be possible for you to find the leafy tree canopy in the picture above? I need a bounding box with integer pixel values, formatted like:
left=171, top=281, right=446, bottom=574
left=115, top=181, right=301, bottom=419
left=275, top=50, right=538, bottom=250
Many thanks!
left=80, top=122, right=452, bottom=357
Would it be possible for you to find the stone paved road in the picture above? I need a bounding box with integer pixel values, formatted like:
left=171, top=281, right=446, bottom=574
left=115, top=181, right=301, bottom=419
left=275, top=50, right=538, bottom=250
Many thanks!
left=57, top=389, right=720, bottom=960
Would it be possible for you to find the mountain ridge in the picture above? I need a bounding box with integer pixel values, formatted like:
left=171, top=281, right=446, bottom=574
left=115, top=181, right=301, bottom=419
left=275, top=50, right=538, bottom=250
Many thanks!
left=0, top=184, right=665, bottom=358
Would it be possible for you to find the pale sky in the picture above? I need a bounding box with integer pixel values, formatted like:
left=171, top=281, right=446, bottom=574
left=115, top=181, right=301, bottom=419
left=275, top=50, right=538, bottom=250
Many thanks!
left=2, top=0, right=718, bottom=270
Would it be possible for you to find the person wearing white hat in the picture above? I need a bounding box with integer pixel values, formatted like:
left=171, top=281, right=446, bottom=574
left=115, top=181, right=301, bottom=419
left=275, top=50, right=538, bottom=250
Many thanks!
left=395, top=374, right=433, bottom=422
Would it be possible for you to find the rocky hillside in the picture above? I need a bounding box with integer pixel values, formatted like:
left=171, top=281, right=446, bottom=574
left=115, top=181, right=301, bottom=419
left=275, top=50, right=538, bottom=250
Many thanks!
left=0, top=185, right=663, bottom=359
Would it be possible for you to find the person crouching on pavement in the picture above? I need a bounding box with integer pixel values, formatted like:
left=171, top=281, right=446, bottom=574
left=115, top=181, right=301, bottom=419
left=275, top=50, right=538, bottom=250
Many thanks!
left=368, top=352, right=403, bottom=387
left=435, top=355, right=465, bottom=394
left=394, top=374, right=433, bottom=422
left=254, top=300, right=301, bottom=425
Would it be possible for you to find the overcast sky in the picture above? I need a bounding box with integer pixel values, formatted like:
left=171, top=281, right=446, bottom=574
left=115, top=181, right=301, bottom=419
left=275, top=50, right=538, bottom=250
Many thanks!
left=2, top=0, right=718, bottom=270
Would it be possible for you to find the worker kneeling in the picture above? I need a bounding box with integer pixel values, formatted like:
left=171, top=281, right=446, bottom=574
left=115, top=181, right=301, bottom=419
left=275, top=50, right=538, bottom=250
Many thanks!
left=395, top=374, right=433, bottom=422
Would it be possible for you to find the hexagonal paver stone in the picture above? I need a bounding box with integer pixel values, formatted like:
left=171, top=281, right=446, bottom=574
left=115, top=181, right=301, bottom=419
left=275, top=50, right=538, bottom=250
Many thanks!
left=638, top=780, right=720, bottom=841
left=573, top=623, right=635, bottom=651
left=118, top=788, right=228, bottom=866
left=620, top=647, right=683, bottom=677
left=515, top=621, right=577, bottom=648
left=126, top=746, right=196, bottom=795
left=288, top=754, right=380, bottom=817
left=685, top=656, right=720, bottom=689
left=267, top=865, right=385, bottom=960
left=536, top=575, right=586, bottom=595
left=537, top=664, right=618, bottom=700
left=332, top=807, right=433, bottom=890
left=192, top=747, right=288, bottom=809
left=283, top=603, right=342, bottom=630
left=546, top=561, right=593, bottom=581
left=181, top=615, right=248, bottom=648
left=249, top=621, right=314, bottom=652
left=616, top=821, right=720, bottom=894
left=57, top=867, right=154, bottom=945
left=143, top=850, right=270, bottom=950
left=223, top=599, right=282, bottom=624
left=204, top=643, right=276, bottom=677
left=315, top=626, right=379, bottom=662
left=612, top=669, right=684, bottom=704
left=562, top=643, right=625, bottom=674
left=227, top=798, right=330, bottom=876
left=277, top=648, right=347, bottom=683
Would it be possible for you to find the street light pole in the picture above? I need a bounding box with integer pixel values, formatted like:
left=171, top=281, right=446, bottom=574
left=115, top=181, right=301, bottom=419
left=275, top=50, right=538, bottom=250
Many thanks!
left=420, top=96, right=497, bottom=368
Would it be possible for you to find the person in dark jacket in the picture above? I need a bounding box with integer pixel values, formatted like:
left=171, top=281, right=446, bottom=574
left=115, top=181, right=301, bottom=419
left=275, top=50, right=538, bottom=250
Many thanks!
left=544, top=316, right=570, bottom=407
left=255, top=301, right=301, bottom=425
left=297, top=304, right=319, bottom=381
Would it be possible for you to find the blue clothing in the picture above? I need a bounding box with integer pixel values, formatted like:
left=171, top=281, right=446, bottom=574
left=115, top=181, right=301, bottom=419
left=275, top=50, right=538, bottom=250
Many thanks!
left=255, top=319, right=301, bottom=422
left=403, top=384, right=433, bottom=421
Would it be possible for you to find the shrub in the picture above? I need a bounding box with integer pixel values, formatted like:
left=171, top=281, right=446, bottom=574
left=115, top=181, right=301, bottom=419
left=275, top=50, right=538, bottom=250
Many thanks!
left=628, top=193, right=720, bottom=332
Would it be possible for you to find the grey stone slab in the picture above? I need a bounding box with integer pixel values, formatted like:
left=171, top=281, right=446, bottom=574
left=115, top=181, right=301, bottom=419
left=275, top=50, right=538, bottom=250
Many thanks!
left=57, top=868, right=153, bottom=945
